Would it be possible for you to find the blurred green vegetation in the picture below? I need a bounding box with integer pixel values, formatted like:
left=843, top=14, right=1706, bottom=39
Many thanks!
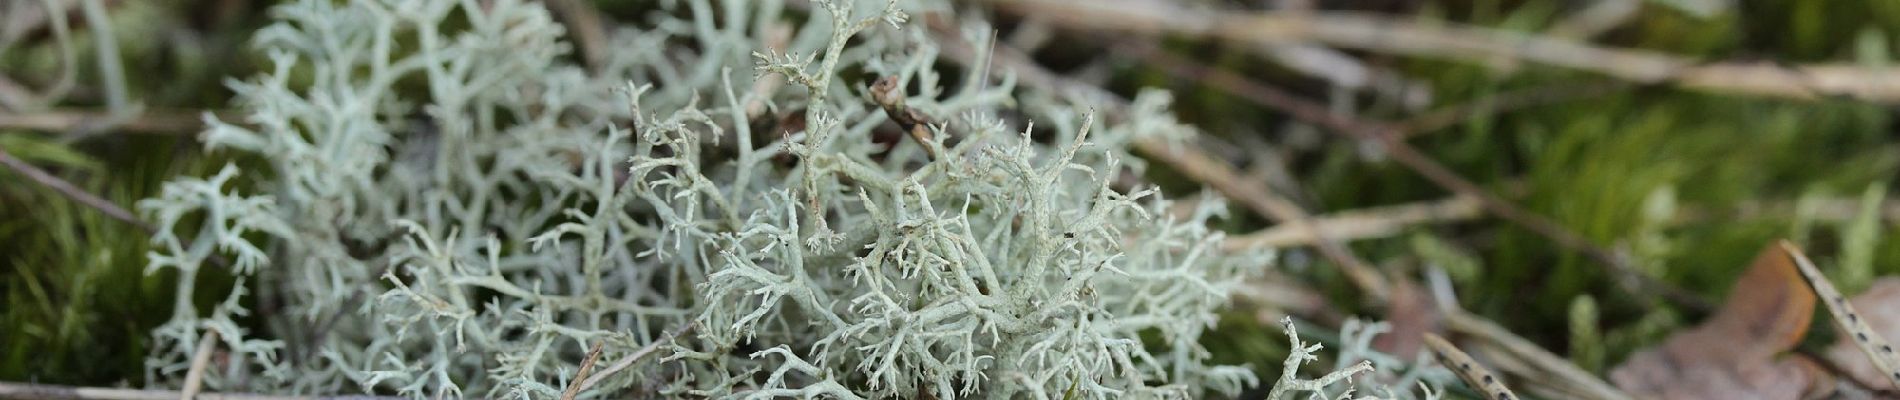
left=0, top=0, right=263, bottom=384
left=3, top=0, right=1900, bottom=394
left=1133, top=0, right=1900, bottom=385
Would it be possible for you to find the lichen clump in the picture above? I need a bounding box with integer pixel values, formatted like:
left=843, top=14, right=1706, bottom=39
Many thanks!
left=138, top=0, right=1272, bottom=397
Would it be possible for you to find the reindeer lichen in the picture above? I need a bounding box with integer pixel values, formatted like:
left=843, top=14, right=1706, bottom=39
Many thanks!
left=137, top=0, right=1310, bottom=398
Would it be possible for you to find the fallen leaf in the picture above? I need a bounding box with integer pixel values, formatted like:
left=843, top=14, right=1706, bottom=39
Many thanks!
left=1609, top=243, right=1822, bottom=400
left=1373, top=275, right=1443, bottom=358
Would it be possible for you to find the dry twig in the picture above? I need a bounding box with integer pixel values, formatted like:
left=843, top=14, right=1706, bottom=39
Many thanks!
left=0, top=145, right=153, bottom=232
left=868, top=75, right=942, bottom=161
left=1222, top=195, right=1481, bottom=250
left=1134, top=135, right=1391, bottom=300
left=542, top=0, right=608, bottom=73
left=180, top=330, right=221, bottom=400
left=1122, top=42, right=1712, bottom=311
left=570, top=322, right=697, bottom=397
left=0, top=109, right=223, bottom=135
left=1781, top=240, right=1900, bottom=389
left=559, top=341, right=607, bottom=400
left=0, top=382, right=401, bottom=400
left=985, top=0, right=1900, bottom=103
left=1425, top=270, right=1632, bottom=400
left=1424, top=333, right=1521, bottom=400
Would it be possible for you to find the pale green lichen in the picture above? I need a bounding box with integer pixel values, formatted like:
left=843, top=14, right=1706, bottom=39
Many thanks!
left=133, top=0, right=1342, bottom=398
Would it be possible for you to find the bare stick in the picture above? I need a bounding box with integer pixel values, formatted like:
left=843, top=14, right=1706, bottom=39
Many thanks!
left=542, top=0, right=608, bottom=73
left=1779, top=240, right=1900, bottom=388
left=1427, top=271, right=1632, bottom=400
left=570, top=322, right=697, bottom=396
left=868, top=75, right=941, bottom=161
left=0, top=382, right=402, bottom=400
left=0, top=145, right=241, bottom=273
left=985, top=0, right=1900, bottom=103
left=1134, top=137, right=1391, bottom=300
left=1424, top=333, right=1521, bottom=400
left=1122, top=42, right=1712, bottom=311
left=0, top=145, right=154, bottom=233
left=559, top=341, right=607, bottom=400
left=180, top=330, right=221, bottom=400
left=1222, top=195, right=1481, bottom=250
left=0, top=108, right=224, bottom=135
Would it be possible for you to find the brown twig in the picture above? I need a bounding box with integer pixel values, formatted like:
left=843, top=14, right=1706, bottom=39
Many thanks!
left=0, top=382, right=402, bottom=400
left=868, top=75, right=941, bottom=161
left=0, top=145, right=153, bottom=233
left=570, top=322, right=697, bottom=397
left=1425, top=270, right=1633, bottom=400
left=1221, top=195, right=1482, bottom=250
left=0, top=108, right=224, bottom=135
left=559, top=341, right=607, bottom=400
left=0, top=145, right=240, bottom=273
left=541, top=0, right=608, bottom=73
left=983, top=0, right=1900, bottom=103
left=1122, top=43, right=1713, bottom=311
left=1133, top=137, right=1392, bottom=301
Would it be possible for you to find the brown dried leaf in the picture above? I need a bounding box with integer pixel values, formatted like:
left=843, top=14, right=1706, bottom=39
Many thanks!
left=1373, top=276, right=1444, bottom=357
left=1609, top=243, right=1820, bottom=400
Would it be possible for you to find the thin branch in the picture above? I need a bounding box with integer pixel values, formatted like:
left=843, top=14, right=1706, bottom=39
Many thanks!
left=571, top=322, right=696, bottom=396
left=1122, top=42, right=1713, bottom=311
left=1427, top=270, right=1632, bottom=400
left=541, top=0, right=608, bottom=73
left=180, top=330, right=220, bottom=400
left=559, top=340, right=607, bottom=400
left=1133, top=137, right=1391, bottom=300
left=1547, top=0, right=1641, bottom=39
left=1424, top=333, right=1521, bottom=400
left=0, top=145, right=153, bottom=233
left=1222, top=195, right=1482, bottom=250
left=0, top=108, right=224, bottom=135
left=869, top=75, right=942, bottom=161
left=0, top=145, right=238, bottom=272
left=984, top=0, right=1900, bottom=103
left=0, top=382, right=401, bottom=400
left=1780, top=240, right=1900, bottom=389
